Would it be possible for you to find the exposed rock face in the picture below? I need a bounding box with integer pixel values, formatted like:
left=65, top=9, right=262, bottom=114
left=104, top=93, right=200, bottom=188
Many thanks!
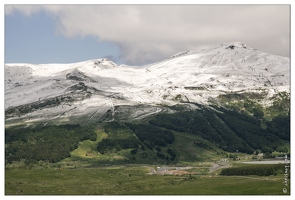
left=5, top=42, right=290, bottom=126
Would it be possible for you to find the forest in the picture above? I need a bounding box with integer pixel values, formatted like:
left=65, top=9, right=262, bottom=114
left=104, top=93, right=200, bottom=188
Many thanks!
left=126, top=123, right=175, bottom=147
left=97, top=121, right=139, bottom=154
left=5, top=104, right=290, bottom=165
left=5, top=124, right=96, bottom=164
left=220, top=164, right=286, bottom=176
left=149, top=105, right=289, bottom=154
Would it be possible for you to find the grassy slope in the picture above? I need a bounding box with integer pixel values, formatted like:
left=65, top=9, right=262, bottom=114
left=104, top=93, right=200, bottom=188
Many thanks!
left=56, top=126, right=229, bottom=168
left=172, top=131, right=224, bottom=163
left=59, top=129, right=131, bottom=168
left=70, top=129, right=107, bottom=159
left=5, top=167, right=290, bottom=195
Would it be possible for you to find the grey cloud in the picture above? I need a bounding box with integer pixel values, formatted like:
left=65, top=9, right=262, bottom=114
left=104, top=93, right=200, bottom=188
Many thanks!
left=6, top=4, right=290, bottom=65
left=103, top=54, right=118, bottom=62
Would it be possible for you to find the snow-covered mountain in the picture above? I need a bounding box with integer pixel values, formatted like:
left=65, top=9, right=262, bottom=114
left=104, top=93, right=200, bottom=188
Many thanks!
left=5, top=42, right=290, bottom=126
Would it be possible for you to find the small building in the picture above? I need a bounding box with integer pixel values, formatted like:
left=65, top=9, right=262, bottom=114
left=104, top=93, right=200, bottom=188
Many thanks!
left=257, top=153, right=264, bottom=158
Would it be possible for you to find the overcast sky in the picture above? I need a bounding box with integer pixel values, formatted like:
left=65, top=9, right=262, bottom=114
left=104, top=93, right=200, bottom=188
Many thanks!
left=5, top=4, right=290, bottom=66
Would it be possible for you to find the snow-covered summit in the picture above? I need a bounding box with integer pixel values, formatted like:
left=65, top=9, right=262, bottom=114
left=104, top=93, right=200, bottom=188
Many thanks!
left=5, top=42, right=290, bottom=126
left=221, top=42, right=253, bottom=49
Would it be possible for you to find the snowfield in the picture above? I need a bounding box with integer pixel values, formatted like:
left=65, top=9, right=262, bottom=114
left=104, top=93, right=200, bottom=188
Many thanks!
left=5, top=42, right=290, bottom=126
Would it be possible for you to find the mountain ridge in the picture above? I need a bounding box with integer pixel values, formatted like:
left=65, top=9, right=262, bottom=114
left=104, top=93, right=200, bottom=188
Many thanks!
left=5, top=42, right=290, bottom=127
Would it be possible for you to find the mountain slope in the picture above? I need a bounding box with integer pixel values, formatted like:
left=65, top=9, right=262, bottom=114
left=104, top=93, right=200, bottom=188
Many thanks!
left=5, top=42, right=290, bottom=126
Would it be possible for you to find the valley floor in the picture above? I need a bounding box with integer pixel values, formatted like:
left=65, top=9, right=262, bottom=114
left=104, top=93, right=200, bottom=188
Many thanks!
left=5, top=165, right=290, bottom=195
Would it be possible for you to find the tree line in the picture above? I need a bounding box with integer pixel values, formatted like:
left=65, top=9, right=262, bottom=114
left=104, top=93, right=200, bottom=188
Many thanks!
left=149, top=105, right=288, bottom=154
left=5, top=124, right=96, bottom=164
left=220, top=164, right=286, bottom=176
left=126, top=123, right=175, bottom=148
left=97, top=122, right=139, bottom=154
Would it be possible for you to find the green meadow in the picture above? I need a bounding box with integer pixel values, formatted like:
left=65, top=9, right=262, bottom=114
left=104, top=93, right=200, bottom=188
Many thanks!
left=5, top=167, right=289, bottom=195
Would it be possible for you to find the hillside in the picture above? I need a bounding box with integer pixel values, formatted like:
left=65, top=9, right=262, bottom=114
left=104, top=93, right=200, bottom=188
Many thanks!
left=5, top=105, right=290, bottom=165
left=5, top=42, right=290, bottom=127
left=5, top=42, right=290, bottom=166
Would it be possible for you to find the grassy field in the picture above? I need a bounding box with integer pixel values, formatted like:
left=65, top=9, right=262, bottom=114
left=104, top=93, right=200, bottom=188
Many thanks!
left=5, top=166, right=290, bottom=195
left=5, top=124, right=290, bottom=195
left=5, top=129, right=291, bottom=195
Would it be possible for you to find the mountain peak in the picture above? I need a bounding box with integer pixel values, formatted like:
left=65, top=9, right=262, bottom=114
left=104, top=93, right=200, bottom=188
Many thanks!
left=5, top=42, right=290, bottom=126
left=92, top=58, right=117, bottom=68
left=220, top=42, right=253, bottom=50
